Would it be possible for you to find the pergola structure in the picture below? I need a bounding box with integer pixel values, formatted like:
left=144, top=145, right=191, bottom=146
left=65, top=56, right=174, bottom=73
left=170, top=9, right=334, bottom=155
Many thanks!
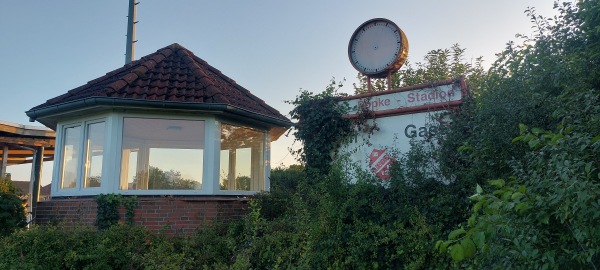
left=0, top=120, right=55, bottom=218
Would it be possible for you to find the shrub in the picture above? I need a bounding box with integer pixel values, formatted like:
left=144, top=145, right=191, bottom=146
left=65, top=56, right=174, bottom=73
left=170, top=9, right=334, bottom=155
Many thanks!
left=437, top=1, right=600, bottom=268
left=0, top=178, right=26, bottom=237
left=0, top=224, right=154, bottom=270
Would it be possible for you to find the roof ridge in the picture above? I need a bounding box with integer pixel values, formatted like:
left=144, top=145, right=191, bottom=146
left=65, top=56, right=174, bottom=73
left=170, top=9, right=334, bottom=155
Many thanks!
left=176, top=46, right=231, bottom=104
left=186, top=52, right=281, bottom=116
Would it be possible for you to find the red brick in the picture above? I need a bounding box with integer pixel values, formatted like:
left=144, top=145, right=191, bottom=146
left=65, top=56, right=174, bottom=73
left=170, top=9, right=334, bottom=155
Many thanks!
left=35, top=196, right=249, bottom=235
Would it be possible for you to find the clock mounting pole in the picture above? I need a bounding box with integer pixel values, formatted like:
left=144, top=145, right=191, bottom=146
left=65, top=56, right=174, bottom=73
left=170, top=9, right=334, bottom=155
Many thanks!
left=387, top=71, right=392, bottom=91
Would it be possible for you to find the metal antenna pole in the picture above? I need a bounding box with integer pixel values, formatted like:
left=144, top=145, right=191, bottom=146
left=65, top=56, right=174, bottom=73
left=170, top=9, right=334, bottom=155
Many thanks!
left=125, top=0, right=139, bottom=64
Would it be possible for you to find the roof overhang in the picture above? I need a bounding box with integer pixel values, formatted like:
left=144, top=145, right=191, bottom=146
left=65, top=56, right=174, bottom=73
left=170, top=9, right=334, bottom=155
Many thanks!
left=0, top=121, right=55, bottom=166
left=26, top=97, right=292, bottom=141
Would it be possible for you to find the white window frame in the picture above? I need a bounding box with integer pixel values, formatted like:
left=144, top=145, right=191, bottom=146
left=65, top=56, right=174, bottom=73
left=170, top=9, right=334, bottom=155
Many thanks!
left=51, top=112, right=272, bottom=197
left=214, top=120, right=270, bottom=196
left=51, top=114, right=110, bottom=197
left=113, top=113, right=213, bottom=196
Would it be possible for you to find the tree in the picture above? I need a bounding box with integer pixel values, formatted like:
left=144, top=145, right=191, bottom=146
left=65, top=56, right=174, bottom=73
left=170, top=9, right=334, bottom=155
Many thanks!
left=133, top=166, right=198, bottom=190
left=353, top=44, right=486, bottom=94
left=437, top=1, right=600, bottom=268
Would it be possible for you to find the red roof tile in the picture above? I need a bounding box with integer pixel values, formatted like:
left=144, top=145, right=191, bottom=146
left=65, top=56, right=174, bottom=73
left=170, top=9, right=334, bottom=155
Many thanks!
left=29, top=43, right=290, bottom=125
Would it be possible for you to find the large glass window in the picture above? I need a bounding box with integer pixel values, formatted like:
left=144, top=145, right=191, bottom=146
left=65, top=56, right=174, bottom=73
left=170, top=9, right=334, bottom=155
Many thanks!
left=84, top=122, right=105, bottom=188
left=120, top=118, right=204, bottom=190
left=60, top=125, right=81, bottom=189
left=220, top=124, right=265, bottom=191
left=60, top=121, right=106, bottom=190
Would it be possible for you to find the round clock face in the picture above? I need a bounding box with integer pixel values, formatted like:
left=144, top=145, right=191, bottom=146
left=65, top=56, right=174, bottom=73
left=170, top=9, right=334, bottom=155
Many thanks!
left=348, top=18, right=408, bottom=78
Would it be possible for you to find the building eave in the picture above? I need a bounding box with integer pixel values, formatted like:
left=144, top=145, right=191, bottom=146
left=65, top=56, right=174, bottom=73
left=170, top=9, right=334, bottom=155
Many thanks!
left=26, top=97, right=292, bottom=140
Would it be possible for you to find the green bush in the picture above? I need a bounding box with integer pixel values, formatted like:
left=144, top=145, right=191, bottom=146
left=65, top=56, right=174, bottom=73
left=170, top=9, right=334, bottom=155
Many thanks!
left=0, top=178, right=26, bottom=237
left=95, top=193, right=137, bottom=230
left=227, top=148, right=464, bottom=269
left=0, top=224, right=153, bottom=270
left=436, top=1, right=600, bottom=268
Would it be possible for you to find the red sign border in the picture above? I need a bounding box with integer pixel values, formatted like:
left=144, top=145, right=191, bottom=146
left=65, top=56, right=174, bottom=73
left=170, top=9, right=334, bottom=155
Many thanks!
left=341, top=77, right=468, bottom=119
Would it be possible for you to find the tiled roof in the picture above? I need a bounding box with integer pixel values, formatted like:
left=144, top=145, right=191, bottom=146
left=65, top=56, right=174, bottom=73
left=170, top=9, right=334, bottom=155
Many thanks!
left=29, top=43, right=290, bottom=125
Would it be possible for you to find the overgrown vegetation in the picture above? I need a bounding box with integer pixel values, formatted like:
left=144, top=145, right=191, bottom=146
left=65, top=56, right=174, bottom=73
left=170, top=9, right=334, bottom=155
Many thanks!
left=95, top=194, right=137, bottom=230
left=353, top=43, right=486, bottom=94
left=0, top=1, right=598, bottom=269
left=286, top=79, right=353, bottom=176
left=0, top=178, right=26, bottom=236
left=435, top=1, right=600, bottom=268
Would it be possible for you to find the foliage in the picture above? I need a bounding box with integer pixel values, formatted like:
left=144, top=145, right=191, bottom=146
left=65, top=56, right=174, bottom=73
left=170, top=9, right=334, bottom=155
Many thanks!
left=254, top=164, right=306, bottom=220
left=438, top=97, right=599, bottom=268
left=0, top=177, right=19, bottom=194
left=222, top=145, right=467, bottom=269
left=286, top=79, right=354, bottom=176
left=353, top=43, right=486, bottom=94
left=0, top=178, right=26, bottom=237
left=220, top=176, right=251, bottom=191
left=0, top=223, right=244, bottom=269
left=437, top=0, right=598, bottom=193
left=0, top=224, right=153, bottom=270
left=95, top=193, right=137, bottom=230
left=147, top=166, right=198, bottom=190
left=437, top=1, right=600, bottom=268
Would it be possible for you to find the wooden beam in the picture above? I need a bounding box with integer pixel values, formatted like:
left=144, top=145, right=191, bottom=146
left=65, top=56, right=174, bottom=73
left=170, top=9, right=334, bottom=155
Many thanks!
left=1, top=156, right=53, bottom=166
left=1, top=157, right=27, bottom=162
left=0, top=136, right=54, bottom=147
left=0, top=149, right=55, bottom=156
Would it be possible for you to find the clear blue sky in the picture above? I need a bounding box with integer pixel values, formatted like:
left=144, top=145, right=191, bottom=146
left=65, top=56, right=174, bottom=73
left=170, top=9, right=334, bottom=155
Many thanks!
left=0, top=1, right=561, bottom=184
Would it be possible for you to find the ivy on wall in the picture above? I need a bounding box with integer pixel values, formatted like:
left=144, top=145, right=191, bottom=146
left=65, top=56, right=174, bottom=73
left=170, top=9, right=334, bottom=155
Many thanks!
left=286, top=79, right=354, bottom=176
left=95, top=194, right=137, bottom=230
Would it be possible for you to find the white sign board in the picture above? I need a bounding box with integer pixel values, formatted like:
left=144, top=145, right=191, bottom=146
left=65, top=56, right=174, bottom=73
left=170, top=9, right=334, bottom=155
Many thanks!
left=338, top=79, right=466, bottom=180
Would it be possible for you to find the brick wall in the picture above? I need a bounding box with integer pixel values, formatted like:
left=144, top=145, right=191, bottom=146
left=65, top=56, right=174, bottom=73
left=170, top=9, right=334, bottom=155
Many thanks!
left=35, top=196, right=249, bottom=235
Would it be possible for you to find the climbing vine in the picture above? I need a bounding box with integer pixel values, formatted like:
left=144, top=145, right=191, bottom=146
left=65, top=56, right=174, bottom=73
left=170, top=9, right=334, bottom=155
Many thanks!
left=287, top=79, right=382, bottom=176
left=95, top=194, right=137, bottom=230
left=287, top=79, right=354, bottom=176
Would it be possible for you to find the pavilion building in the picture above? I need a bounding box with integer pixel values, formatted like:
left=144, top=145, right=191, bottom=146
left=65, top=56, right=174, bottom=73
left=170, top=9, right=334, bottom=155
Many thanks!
left=26, top=43, right=292, bottom=234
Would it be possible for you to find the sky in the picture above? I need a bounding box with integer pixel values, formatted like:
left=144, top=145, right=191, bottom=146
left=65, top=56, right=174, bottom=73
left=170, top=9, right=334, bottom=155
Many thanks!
left=0, top=1, right=563, bottom=185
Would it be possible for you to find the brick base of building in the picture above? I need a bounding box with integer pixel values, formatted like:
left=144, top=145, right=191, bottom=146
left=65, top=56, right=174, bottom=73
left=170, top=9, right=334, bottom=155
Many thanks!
left=34, top=196, right=249, bottom=235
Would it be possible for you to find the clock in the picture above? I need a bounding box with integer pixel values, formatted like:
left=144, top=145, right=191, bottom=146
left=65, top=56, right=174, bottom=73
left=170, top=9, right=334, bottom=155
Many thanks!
left=348, top=18, right=409, bottom=78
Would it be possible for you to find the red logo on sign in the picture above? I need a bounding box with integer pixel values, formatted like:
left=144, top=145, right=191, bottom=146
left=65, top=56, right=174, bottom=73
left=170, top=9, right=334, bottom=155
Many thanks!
left=369, top=148, right=393, bottom=180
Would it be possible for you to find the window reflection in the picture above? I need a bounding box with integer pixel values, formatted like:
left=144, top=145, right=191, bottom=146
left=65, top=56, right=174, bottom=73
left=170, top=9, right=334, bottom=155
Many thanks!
left=120, top=118, right=204, bottom=190
left=220, top=124, right=265, bottom=191
left=84, top=122, right=104, bottom=188
left=61, top=126, right=81, bottom=189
